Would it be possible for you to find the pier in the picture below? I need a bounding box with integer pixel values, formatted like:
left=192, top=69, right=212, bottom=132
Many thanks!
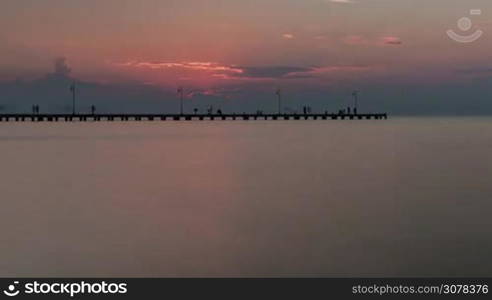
left=0, top=113, right=388, bottom=122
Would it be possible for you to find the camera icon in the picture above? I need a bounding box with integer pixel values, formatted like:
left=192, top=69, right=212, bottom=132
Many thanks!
left=3, top=281, right=20, bottom=297
left=447, top=9, right=483, bottom=43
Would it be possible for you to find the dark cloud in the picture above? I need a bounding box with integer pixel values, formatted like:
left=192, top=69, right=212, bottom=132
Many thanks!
left=112, top=61, right=314, bottom=80
left=385, top=40, right=402, bottom=45
left=53, top=57, right=71, bottom=77
left=382, top=37, right=403, bottom=45
left=237, top=66, right=314, bottom=78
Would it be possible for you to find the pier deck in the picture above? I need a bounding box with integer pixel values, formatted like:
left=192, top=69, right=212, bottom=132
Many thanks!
left=0, top=113, right=388, bottom=122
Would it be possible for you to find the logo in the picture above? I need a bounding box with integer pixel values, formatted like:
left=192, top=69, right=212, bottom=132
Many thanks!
left=3, top=281, right=127, bottom=297
left=447, top=9, right=483, bottom=43
left=3, top=282, right=20, bottom=297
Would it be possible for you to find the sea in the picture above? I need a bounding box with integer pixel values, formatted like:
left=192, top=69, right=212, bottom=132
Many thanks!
left=0, top=117, right=491, bottom=277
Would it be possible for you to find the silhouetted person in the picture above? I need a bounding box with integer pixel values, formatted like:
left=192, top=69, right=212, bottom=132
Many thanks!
left=217, top=109, right=222, bottom=115
left=193, top=108, right=198, bottom=115
left=348, top=107, right=351, bottom=114
left=303, top=106, right=307, bottom=115
left=354, top=108, right=358, bottom=115
left=91, top=105, right=96, bottom=115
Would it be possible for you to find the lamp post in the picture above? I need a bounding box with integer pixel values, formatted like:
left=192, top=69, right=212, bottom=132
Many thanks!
left=177, top=87, right=184, bottom=115
left=352, top=90, right=359, bottom=114
left=70, top=82, right=76, bottom=115
left=276, top=88, right=282, bottom=115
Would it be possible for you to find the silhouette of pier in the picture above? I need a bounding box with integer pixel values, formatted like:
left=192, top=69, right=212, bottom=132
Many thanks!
left=0, top=113, right=388, bottom=122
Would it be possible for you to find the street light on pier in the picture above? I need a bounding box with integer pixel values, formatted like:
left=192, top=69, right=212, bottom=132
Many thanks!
left=352, top=90, right=359, bottom=114
left=276, top=88, right=282, bottom=115
left=177, top=87, right=184, bottom=115
left=70, top=81, right=77, bottom=115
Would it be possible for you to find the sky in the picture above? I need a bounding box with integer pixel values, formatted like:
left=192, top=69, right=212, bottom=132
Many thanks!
left=0, top=0, right=491, bottom=114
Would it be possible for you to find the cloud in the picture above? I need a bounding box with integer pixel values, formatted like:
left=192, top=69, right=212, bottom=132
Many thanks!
left=285, top=65, right=374, bottom=78
left=113, top=61, right=311, bottom=80
left=381, top=36, right=403, bottom=45
left=53, top=57, right=71, bottom=77
left=342, top=35, right=403, bottom=46
left=113, top=61, right=243, bottom=74
left=238, top=66, right=311, bottom=78
left=112, top=60, right=373, bottom=81
left=282, top=33, right=295, bottom=39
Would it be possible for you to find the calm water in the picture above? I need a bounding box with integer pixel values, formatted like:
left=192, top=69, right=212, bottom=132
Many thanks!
left=0, top=118, right=491, bottom=277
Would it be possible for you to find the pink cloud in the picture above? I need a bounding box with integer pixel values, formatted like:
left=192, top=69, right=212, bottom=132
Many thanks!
left=111, top=60, right=378, bottom=83
left=380, top=36, right=403, bottom=45
left=113, top=61, right=244, bottom=74
left=342, top=35, right=403, bottom=46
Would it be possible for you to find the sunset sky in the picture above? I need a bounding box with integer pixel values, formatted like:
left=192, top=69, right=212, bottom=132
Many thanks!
left=1, top=0, right=491, bottom=114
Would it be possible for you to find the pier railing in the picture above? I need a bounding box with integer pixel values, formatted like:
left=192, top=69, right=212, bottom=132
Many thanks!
left=0, top=113, right=388, bottom=122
